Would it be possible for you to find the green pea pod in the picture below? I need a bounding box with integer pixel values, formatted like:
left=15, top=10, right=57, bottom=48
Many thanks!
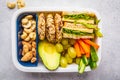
left=95, top=28, right=103, bottom=37
left=95, top=19, right=100, bottom=25
left=78, top=58, right=86, bottom=74
left=90, top=61, right=97, bottom=70
left=87, top=58, right=91, bottom=65
left=90, top=46, right=98, bottom=62
left=80, top=22, right=98, bottom=30
left=82, top=55, right=88, bottom=65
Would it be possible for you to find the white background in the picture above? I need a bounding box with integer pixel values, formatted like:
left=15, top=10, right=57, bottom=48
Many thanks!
left=0, top=0, right=120, bottom=80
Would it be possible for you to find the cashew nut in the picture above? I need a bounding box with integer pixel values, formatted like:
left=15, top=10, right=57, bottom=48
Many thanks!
left=31, top=57, right=37, bottom=63
left=24, top=36, right=30, bottom=41
left=17, top=3, right=22, bottom=9
left=24, top=24, right=36, bottom=33
left=29, top=32, right=36, bottom=41
left=25, top=15, right=33, bottom=20
left=32, top=47, right=36, bottom=57
left=21, top=18, right=28, bottom=25
left=22, top=21, right=32, bottom=29
left=20, top=1, right=25, bottom=7
left=31, top=24, right=36, bottom=30
left=21, top=51, right=33, bottom=62
left=21, top=31, right=27, bottom=39
left=32, top=41, right=36, bottom=48
left=7, top=2, right=16, bottom=9
left=22, top=50, right=25, bottom=56
left=17, top=0, right=22, bottom=3
left=22, top=41, right=32, bottom=50
left=28, top=40, right=32, bottom=44
left=17, top=0, right=25, bottom=9
left=23, top=44, right=29, bottom=53
left=31, top=20, right=36, bottom=25
left=22, top=41, right=28, bottom=45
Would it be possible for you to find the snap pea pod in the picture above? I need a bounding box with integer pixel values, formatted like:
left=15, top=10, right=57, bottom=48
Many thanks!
left=87, top=58, right=91, bottom=65
left=90, top=46, right=98, bottom=62
left=82, top=55, right=88, bottom=65
left=95, top=28, right=103, bottom=37
left=78, top=58, right=86, bottom=74
left=78, top=59, right=86, bottom=74
left=80, top=22, right=98, bottom=30
left=95, top=19, right=100, bottom=25
left=89, top=61, right=97, bottom=70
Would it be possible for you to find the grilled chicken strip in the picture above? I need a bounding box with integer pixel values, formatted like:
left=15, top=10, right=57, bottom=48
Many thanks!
left=38, top=13, right=45, bottom=40
left=55, top=13, right=63, bottom=42
left=46, top=14, right=55, bottom=42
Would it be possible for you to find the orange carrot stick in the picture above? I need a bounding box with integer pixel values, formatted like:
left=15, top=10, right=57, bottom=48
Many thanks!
left=78, top=39, right=90, bottom=57
left=82, top=39, right=99, bottom=49
left=85, top=44, right=90, bottom=58
left=74, top=42, right=81, bottom=57
left=79, top=45, right=85, bottom=54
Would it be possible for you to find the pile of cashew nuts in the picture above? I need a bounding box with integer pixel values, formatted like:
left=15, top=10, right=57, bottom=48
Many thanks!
left=20, top=15, right=37, bottom=63
left=7, top=0, right=25, bottom=9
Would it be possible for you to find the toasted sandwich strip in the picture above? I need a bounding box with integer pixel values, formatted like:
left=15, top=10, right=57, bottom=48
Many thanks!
left=62, top=28, right=93, bottom=35
left=38, top=13, right=45, bottom=40
left=46, top=14, right=55, bottom=43
left=63, top=22, right=93, bottom=33
left=62, top=11, right=96, bottom=24
left=54, top=13, right=63, bottom=42
left=62, top=22, right=94, bottom=39
left=63, top=27, right=93, bottom=33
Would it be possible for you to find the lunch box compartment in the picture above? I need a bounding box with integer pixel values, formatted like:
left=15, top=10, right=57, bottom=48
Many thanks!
left=16, top=13, right=39, bottom=67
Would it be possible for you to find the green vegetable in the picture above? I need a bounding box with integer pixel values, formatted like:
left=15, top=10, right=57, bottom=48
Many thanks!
left=88, top=46, right=98, bottom=70
left=38, top=40, right=61, bottom=70
left=62, top=28, right=93, bottom=36
left=95, top=19, right=100, bottom=25
left=90, top=46, right=98, bottom=62
left=74, top=20, right=77, bottom=25
left=89, top=61, right=97, bottom=70
left=80, top=22, right=98, bottom=30
left=55, top=43, right=63, bottom=53
left=82, top=55, right=88, bottom=65
left=87, top=58, right=91, bottom=65
left=64, top=14, right=94, bottom=20
left=78, top=58, right=86, bottom=74
left=95, top=28, right=103, bottom=37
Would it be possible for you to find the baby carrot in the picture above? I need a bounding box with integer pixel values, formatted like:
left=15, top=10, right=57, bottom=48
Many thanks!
left=79, top=45, right=85, bottom=54
left=78, top=39, right=90, bottom=58
left=74, top=42, right=81, bottom=57
left=85, top=44, right=90, bottom=58
left=82, top=39, right=99, bottom=49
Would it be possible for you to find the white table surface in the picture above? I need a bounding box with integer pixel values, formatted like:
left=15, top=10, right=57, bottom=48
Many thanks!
left=0, top=0, right=120, bottom=80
